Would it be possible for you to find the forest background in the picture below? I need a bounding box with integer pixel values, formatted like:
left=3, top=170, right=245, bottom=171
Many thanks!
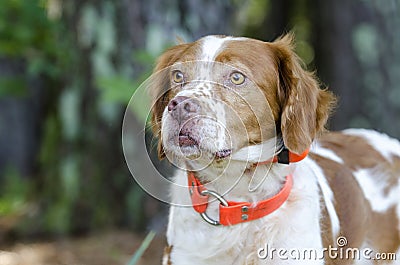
left=0, top=0, right=399, bottom=264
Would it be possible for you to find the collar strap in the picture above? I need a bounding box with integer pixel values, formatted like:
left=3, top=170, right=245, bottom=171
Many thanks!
left=187, top=147, right=309, bottom=226
left=257, top=147, right=310, bottom=165
left=188, top=172, right=293, bottom=226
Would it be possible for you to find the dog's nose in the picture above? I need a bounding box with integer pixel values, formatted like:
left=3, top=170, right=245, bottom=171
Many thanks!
left=167, top=96, right=200, bottom=121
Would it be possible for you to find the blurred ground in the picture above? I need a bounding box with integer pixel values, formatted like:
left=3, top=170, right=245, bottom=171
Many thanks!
left=0, top=230, right=165, bottom=265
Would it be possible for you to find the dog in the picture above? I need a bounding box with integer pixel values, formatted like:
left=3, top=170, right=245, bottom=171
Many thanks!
left=149, top=34, right=400, bottom=264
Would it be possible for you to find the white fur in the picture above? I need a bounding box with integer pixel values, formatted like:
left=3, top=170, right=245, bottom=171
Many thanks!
left=231, top=137, right=283, bottom=163
left=311, top=142, right=344, bottom=164
left=343, top=129, right=400, bottom=161
left=305, top=157, right=341, bottom=242
left=231, top=137, right=284, bottom=192
left=199, top=35, right=248, bottom=62
left=309, top=142, right=342, bottom=241
left=162, top=80, right=229, bottom=169
left=342, top=129, right=400, bottom=214
left=174, top=83, right=228, bottom=151
left=200, top=36, right=231, bottom=61
left=166, top=159, right=325, bottom=265
left=343, top=129, right=400, bottom=265
left=353, top=168, right=400, bottom=213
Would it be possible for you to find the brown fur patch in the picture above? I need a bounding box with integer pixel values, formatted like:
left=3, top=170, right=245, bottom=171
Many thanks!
left=317, top=132, right=387, bottom=170
left=310, top=153, right=372, bottom=264
left=215, top=35, right=336, bottom=152
left=215, top=39, right=281, bottom=121
left=366, top=155, right=400, bottom=257
left=368, top=206, right=400, bottom=255
left=319, top=196, right=335, bottom=265
left=150, top=42, right=201, bottom=158
left=162, top=245, right=173, bottom=265
left=385, top=155, right=400, bottom=193
left=312, top=139, right=400, bottom=263
left=270, top=34, right=336, bottom=155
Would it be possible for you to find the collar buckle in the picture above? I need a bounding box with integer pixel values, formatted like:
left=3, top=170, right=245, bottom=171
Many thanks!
left=277, top=146, right=290, bottom=164
left=199, top=189, right=228, bottom=226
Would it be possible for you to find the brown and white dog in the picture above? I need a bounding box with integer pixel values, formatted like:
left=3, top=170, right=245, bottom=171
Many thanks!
left=150, top=34, right=400, bottom=264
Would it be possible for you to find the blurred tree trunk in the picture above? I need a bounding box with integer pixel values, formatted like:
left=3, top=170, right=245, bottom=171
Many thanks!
left=262, top=1, right=290, bottom=39
left=0, top=59, right=44, bottom=177
left=312, top=0, right=400, bottom=137
left=244, top=0, right=293, bottom=41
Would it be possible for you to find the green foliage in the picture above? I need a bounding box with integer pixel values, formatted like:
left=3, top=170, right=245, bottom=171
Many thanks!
left=127, top=230, right=156, bottom=265
left=239, top=0, right=270, bottom=27
left=0, top=76, right=27, bottom=97
left=0, top=0, right=67, bottom=79
left=0, top=0, right=46, bottom=56
left=5, top=0, right=158, bottom=236
left=0, top=168, right=31, bottom=234
left=0, top=168, right=29, bottom=216
left=96, top=76, right=136, bottom=104
left=126, top=186, right=146, bottom=228
left=96, top=49, right=155, bottom=123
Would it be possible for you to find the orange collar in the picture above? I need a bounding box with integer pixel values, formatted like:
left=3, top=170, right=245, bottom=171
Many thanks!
left=187, top=148, right=309, bottom=226
left=259, top=147, right=310, bottom=165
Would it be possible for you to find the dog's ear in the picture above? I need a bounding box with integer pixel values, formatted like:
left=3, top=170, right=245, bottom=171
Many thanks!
left=271, top=34, right=336, bottom=154
left=150, top=43, right=190, bottom=159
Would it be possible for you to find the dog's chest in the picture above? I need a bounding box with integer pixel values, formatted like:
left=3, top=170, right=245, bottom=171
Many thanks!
left=166, top=165, right=324, bottom=265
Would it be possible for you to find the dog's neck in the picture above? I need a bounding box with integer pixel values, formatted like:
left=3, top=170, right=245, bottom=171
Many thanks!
left=184, top=137, right=291, bottom=202
left=188, top=159, right=292, bottom=204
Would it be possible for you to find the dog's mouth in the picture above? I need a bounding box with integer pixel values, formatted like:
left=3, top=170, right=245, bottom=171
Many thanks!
left=215, top=149, right=232, bottom=159
left=177, top=131, right=232, bottom=160
left=178, top=132, right=198, bottom=147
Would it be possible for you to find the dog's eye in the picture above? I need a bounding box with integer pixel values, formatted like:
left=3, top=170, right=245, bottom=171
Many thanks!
left=172, top=70, right=184, bottom=83
left=230, top=72, right=245, bottom=85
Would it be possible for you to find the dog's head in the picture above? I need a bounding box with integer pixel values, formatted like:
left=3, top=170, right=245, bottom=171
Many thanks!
left=150, top=34, right=335, bottom=167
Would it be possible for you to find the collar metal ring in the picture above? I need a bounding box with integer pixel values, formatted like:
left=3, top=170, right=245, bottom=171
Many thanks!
left=199, top=189, right=228, bottom=226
